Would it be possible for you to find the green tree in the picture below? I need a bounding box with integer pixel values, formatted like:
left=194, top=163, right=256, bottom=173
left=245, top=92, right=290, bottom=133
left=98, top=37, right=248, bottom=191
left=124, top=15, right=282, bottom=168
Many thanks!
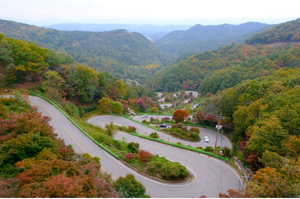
left=0, top=133, right=57, bottom=178
left=110, top=101, right=124, bottom=114
left=105, top=122, right=117, bottom=136
left=98, top=97, right=111, bottom=113
left=113, top=174, right=149, bottom=198
left=42, top=71, right=65, bottom=100
left=68, top=65, right=98, bottom=102
left=246, top=115, right=289, bottom=156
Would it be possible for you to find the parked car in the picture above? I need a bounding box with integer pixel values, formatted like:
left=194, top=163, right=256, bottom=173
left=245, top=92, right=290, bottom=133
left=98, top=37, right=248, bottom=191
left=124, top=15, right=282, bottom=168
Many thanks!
left=142, top=114, right=148, bottom=118
left=163, top=105, right=168, bottom=107
left=130, top=112, right=136, bottom=116
left=159, top=124, right=167, bottom=128
left=204, top=136, right=209, bottom=142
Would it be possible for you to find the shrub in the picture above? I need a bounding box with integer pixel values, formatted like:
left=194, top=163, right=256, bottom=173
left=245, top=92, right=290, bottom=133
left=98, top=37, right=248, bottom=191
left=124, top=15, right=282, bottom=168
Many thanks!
left=195, top=146, right=204, bottom=150
left=161, top=117, right=170, bottom=122
left=118, top=126, right=130, bottom=132
left=189, top=127, right=200, bottom=133
left=190, top=132, right=199, bottom=140
left=125, top=153, right=135, bottom=161
left=138, top=150, right=153, bottom=163
left=141, top=120, right=149, bottom=124
left=105, top=122, right=117, bottom=136
left=128, top=125, right=136, bottom=132
left=204, top=146, right=214, bottom=153
left=172, top=122, right=184, bottom=129
left=151, top=107, right=159, bottom=113
left=221, top=147, right=232, bottom=158
left=161, top=162, right=189, bottom=181
left=112, top=140, right=124, bottom=150
left=172, top=124, right=179, bottom=129
left=149, top=132, right=159, bottom=139
left=127, top=142, right=140, bottom=153
left=113, top=174, right=150, bottom=198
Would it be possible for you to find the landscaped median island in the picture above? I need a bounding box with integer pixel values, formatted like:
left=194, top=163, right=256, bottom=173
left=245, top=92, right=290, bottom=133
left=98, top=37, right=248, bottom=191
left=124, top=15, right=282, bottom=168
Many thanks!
left=161, top=122, right=200, bottom=142
left=27, top=93, right=191, bottom=183
left=129, top=132, right=230, bottom=162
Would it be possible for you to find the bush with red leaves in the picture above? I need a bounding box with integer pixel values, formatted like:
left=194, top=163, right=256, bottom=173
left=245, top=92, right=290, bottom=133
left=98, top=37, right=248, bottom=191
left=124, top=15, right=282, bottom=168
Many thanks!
left=138, top=150, right=152, bottom=163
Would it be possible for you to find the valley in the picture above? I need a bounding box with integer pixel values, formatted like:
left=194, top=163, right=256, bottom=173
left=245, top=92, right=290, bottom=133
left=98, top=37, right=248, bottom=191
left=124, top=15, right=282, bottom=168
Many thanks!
left=1, top=17, right=300, bottom=198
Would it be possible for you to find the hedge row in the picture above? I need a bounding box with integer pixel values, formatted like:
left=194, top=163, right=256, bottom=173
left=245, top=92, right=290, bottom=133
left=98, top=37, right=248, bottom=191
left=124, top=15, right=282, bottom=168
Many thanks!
left=130, top=132, right=229, bottom=162
left=28, top=93, right=121, bottom=159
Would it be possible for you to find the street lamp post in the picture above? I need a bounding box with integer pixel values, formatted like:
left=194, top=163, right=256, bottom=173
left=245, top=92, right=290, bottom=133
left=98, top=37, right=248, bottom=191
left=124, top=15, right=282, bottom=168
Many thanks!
left=191, top=102, right=193, bottom=124
left=214, top=112, right=224, bottom=154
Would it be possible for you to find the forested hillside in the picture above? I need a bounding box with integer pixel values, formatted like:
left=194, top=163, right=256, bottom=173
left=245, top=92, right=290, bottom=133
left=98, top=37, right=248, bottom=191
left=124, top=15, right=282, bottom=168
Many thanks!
left=0, top=19, right=172, bottom=84
left=147, top=19, right=300, bottom=93
left=147, top=42, right=300, bottom=92
left=154, top=22, right=270, bottom=57
left=0, top=95, right=118, bottom=197
left=45, top=23, right=192, bottom=41
left=245, top=18, right=300, bottom=44
left=200, top=67, right=300, bottom=197
left=0, top=33, right=160, bottom=114
left=0, top=33, right=191, bottom=197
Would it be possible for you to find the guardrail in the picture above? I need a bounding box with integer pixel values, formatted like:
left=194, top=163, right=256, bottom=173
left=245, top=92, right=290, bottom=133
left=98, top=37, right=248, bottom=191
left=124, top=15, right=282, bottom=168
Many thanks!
left=28, top=93, right=121, bottom=160
left=130, top=132, right=229, bottom=162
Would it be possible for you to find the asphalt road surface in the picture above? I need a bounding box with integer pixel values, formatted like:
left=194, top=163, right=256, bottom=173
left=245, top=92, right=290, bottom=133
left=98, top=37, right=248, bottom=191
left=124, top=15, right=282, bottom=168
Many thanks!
left=132, top=115, right=232, bottom=149
left=24, top=95, right=240, bottom=198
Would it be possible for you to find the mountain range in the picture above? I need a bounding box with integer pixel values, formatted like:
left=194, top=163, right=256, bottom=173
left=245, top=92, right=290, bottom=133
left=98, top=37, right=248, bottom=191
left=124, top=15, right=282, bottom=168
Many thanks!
left=154, top=22, right=271, bottom=57
left=0, top=19, right=172, bottom=84
left=45, top=23, right=192, bottom=41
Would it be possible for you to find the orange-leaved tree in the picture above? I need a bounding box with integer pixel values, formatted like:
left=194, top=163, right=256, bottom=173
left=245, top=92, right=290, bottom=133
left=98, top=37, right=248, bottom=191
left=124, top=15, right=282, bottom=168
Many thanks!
left=172, top=110, right=190, bottom=123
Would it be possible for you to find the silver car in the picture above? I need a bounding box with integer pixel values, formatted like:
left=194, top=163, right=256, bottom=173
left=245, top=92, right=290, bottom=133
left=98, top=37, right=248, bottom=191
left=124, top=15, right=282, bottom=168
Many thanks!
left=204, top=136, right=209, bottom=142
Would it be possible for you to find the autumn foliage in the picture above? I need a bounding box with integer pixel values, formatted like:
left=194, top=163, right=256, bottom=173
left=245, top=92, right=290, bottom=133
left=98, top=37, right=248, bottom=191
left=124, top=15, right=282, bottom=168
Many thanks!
left=14, top=153, right=117, bottom=198
left=172, top=109, right=190, bottom=123
left=0, top=96, right=117, bottom=197
left=138, top=150, right=153, bottom=163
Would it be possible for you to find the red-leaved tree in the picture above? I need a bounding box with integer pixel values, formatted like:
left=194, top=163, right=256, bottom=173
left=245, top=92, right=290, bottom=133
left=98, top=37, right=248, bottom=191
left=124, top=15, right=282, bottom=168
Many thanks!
left=172, top=110, right=190, bottom=123
left=134, top=98, right=146, bottom=112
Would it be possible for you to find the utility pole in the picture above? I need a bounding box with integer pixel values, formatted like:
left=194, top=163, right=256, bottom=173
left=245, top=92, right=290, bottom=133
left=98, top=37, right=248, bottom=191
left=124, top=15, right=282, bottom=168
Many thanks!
left=214, top=112, right=224, bottom=154
left=191, top=102, right=193, bottom=124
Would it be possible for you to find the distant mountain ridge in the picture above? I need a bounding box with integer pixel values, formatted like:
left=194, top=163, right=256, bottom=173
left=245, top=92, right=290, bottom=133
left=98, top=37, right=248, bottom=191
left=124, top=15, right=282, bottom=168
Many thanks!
left=45, top=23, right=192, bottom=41
left=0, top=19, right=172, bottom=83
left=154, top=22, right=270, bottom=57
left=245, top=18, right=300, bottom=45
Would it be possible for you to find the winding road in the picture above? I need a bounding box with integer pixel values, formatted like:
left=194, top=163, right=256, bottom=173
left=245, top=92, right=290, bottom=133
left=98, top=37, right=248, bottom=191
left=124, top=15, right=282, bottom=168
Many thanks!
left=27, top=95, right=240, bottom=198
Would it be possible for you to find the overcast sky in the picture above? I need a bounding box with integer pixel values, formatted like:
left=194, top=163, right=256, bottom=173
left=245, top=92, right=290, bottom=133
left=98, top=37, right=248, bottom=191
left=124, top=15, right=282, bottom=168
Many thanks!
left=0, top=0, right=299, bottom=25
